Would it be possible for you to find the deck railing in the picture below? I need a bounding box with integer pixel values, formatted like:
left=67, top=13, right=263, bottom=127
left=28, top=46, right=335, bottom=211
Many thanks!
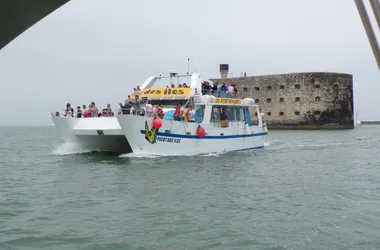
left=200, top=89, right=245, bottom=99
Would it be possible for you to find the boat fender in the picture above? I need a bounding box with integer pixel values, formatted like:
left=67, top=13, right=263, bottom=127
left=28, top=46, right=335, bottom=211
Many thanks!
left=152, top=118, right=162, bottom=129
left=196, top=126, right=206, bottom=137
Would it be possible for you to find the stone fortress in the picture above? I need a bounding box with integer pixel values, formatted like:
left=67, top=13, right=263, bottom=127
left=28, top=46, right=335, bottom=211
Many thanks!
left=210, top=64, right=354, bottom=129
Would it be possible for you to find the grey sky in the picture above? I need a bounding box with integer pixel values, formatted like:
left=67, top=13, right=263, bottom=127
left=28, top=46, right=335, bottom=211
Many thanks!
left=0, top=0, right=379, bottom=126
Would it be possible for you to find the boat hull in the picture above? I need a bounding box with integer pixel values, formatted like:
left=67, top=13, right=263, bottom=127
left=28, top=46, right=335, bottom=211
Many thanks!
left=116, top=115, right=266, bottom=156
left=52, top=117, right=132, bottom=153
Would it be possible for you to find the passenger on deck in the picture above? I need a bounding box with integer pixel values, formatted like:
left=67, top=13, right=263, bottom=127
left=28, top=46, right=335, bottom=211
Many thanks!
left=156, top=104, right=164, bottom=119
left=82, top=105, right=88, bottom=117
left=145, top=99, right=154, bottom=117
left=202, top=81, right=210, bottom=95
left=90, top=102, right=98, bottom=117
left=119, top=98, right=132, bottom=115
left=65, top=103, right=74, bottom=117
left=179, top=104, right=185, bottom=121
left=76, top=106, right=82, bottom=118
left=173, top=104, right=181, bottom=121
left=185, top=106, right=195, bottom=122
left=220, top=108, right=227, bottom=128
left=212, top=82, right=218, bottom=95
left=259, top=107, right=265, bottom=122
left=130, top=95, right=141, bottom=115
left=104, top=103, right=113, bottom=116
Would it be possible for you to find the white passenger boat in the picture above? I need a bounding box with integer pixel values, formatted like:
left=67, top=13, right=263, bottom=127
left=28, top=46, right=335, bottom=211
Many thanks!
left=51, top=72, right=268, bottom=155
left=116, top=72, right=268, bottom=156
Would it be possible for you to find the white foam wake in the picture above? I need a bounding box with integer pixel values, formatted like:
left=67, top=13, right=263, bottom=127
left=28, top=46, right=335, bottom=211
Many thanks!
left=51, top=143, right=95, bottom=156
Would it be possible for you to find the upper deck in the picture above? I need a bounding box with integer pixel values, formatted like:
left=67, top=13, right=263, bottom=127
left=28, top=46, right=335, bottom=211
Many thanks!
left=131, top=72, right=258, bottom=109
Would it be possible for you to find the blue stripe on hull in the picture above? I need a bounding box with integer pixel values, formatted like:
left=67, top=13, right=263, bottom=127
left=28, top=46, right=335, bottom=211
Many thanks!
left=139, top=130, right=267, bottom=139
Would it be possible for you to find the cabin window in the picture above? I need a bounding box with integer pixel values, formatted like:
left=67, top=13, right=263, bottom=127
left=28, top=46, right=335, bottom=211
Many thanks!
left=267, top=98, right=272, bottom=103
left=280, top=85, right=285, bottom=89
left=211, top=107, right=221, bottom=122
left=295, top=111, right=300, bottom=115
left=243, top=87, right=248, bottom=92
left=195, top=105, right=206, bottom=123
left=295, top=84, right=300, bottom=89
left=315, top=96, right=321, bottom=101
left=237, top=108, right=245, bottom=121
left=295, top=97, right=300, bottom=102
left=227, top=107, right=236, bottom=121
left=279, top=112, right=284, bottom=116
left=279, top=97, right=284, bottom=102
left=267, top=112, right=271, bottom=116
left=255, top=87, right=259, bottom=91
left=255, top=99, right=259, bottom=103
left=267, top=86, right=272, bottom=90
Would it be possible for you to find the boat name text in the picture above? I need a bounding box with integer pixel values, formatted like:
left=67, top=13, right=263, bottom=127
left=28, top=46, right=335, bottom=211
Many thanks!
left=156, top=136, right=181, bottom=143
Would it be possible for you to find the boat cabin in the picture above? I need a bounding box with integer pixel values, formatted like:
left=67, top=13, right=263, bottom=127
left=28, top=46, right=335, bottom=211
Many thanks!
left=129, top=72, right=262, bottom=128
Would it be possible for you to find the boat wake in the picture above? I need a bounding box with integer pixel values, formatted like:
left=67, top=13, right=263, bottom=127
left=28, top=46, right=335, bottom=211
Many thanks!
left=119, top=152, right=161, bottom=158
left=51, top=143, right=101, bottom=156
left=120, top=151, right=228, bottom=158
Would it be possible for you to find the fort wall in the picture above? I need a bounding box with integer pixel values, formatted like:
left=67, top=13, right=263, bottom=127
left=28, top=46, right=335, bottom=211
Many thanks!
left=210, top=69, right=354, bottom=130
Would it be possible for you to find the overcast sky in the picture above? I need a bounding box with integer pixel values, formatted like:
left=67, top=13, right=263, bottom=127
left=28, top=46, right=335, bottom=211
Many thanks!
left=0, top=0, right=379, bottom=126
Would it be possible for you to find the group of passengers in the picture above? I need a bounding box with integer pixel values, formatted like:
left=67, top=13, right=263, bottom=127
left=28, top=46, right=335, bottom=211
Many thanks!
left=201, top=81, right=238, bottom=98
left=60, top=102, right=114, bottom=118
left=118, top=94, right=197, bottom=122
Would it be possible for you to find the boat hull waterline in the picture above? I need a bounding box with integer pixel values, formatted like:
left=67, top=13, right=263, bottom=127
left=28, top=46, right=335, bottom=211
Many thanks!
left=116, top=115, right=266, bottom=156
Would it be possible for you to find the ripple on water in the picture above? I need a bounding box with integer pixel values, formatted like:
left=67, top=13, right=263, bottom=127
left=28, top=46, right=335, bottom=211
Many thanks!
left=1, top=126, right=380, bottom=249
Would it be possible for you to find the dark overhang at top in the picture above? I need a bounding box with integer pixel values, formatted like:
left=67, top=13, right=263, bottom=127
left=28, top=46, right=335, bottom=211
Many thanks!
left=0, top=0, right=71, bottom=51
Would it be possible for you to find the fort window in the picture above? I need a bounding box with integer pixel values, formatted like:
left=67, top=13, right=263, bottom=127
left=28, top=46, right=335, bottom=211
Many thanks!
left=266, top=98, right=272, bottom=103
left=267, top=86, right=272, bottom=90
left=295, top=84, right=300, bottom=89
left=280, top=85, right=285, bottom=89
left=295, top=111, right=300, bottom=116
left=315, top=96, right=321, bottom=101
left=295, top=97, right=300, bottom=102
left=334, top=84, right=339, bottom=88
left=279, top=112, right=284, bottom=116
left=255, top=99, right=259, bottom=103
left=311, top=78, right=315, bottom=84
left=267, top=112, right=271, bottom=116
left=279, top=97, right=284, bottom=102
left=243, top=87, right=248, bottom=92
left=255, top=87, right=260, bottom=91
left=315, top=84, right=320, bottom=88
left=314, top=111, right=321, bottom=116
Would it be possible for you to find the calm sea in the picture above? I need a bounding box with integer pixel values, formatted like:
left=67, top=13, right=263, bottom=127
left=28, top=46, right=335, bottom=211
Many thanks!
left=0, top=125, right=379, bottom=250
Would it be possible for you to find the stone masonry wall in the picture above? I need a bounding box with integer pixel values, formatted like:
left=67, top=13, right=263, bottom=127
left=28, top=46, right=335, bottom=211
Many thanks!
left=210, top=72, right=354, bottom=129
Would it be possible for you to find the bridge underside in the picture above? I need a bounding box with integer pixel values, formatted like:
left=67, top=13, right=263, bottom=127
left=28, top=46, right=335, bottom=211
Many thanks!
left=0, top=0, right=70, bottom=51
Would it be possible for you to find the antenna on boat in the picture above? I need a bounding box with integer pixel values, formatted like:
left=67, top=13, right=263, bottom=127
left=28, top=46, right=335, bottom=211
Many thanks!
left=187, top=58, right=190, bottom=75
